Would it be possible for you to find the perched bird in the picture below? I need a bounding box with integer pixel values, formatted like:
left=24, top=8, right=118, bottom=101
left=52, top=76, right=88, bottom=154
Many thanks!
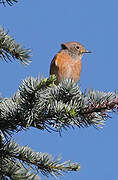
left=50, top=41, right=91, bottom=84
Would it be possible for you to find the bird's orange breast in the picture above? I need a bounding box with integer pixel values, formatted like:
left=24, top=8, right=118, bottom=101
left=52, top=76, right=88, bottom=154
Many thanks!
left=50, top=51, right=82, bottom=84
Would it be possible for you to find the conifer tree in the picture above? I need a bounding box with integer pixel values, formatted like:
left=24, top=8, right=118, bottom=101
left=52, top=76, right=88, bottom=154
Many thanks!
left=0, top=1, right=118, bottom=180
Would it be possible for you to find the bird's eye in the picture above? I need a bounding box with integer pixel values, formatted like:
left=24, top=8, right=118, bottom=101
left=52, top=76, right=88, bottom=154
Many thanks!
left=76, top=46, right=80, bottom=49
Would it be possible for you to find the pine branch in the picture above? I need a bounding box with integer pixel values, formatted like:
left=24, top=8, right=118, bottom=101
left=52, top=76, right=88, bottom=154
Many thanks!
left=0, top=140, right=80, bottom=179
left=0, top=0, right=18, bottom=6
left=0, top=76, right=118, bottom=138
left=0, top=26, right=31, bottom=65
left=0, top=159, right=41, bottom=180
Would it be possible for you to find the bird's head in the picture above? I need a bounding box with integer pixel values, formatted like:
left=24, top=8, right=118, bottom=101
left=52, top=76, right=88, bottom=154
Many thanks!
left=61, top=41, right=91, bottom=60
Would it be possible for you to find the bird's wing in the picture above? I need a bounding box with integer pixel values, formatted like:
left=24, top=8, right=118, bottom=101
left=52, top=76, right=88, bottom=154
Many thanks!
left=49, top=55, right=59, bottom=75
left=50, top=52, right=73, bottom=75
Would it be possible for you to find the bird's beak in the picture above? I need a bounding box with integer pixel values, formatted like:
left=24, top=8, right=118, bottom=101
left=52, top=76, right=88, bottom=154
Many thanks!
left=84, top=50, right=92, bottom=53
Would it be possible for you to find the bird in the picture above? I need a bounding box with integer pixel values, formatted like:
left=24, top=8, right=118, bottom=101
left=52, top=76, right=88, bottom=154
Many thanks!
left=50, top=41, right=91, bottom=84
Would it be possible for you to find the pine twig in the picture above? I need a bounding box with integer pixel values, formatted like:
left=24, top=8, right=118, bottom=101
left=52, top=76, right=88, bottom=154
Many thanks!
left=0, top=26, right=31, bottom=65
left=0, top=140, right=80, bottom=179
left=0, top=0, right=18, bottom=6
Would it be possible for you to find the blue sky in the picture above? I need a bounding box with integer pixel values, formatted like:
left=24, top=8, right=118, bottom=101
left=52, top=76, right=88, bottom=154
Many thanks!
left=0, top=0, right=118, bottom=179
